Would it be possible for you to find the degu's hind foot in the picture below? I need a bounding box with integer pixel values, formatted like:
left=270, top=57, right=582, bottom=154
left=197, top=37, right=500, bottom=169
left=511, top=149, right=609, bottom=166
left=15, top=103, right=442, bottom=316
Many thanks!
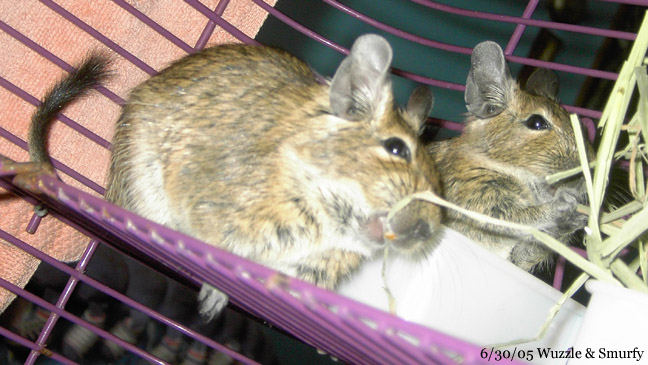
left=198, top=284, right=229, bottom=322
left=0, top=156, right=56, bottom=193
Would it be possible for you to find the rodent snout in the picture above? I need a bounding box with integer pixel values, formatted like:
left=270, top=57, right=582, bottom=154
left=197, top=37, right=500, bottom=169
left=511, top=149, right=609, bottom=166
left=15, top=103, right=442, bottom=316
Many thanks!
left=360, top=198, right=441, bottom=255
left=384, top=199, right=442, bottom=255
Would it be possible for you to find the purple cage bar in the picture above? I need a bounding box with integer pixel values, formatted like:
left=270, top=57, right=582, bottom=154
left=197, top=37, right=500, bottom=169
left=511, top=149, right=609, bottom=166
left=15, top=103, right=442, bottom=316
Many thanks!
left=0, top=0, right=644, bottom=364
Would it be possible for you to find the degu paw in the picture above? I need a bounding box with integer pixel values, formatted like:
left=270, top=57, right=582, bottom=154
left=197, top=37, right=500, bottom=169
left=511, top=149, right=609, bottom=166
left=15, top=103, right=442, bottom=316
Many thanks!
left=0, top=158, right=56, bottom=194
left=552, top=187, right=580, bottom=214
left=198, top=284, right=229, bottom=322
left=552, top=187, right=588, bottom=232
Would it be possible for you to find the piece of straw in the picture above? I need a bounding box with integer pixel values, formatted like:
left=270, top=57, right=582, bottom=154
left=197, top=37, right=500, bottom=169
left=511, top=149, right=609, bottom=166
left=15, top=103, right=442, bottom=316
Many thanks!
left=381, top=247, right=397, bottom=314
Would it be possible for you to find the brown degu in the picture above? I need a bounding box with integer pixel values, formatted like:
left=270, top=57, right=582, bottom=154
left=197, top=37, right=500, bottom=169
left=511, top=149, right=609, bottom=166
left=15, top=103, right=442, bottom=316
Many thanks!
left=428, top=41, right=594, bottom=272
left=24, top=34, right=442, bottom=321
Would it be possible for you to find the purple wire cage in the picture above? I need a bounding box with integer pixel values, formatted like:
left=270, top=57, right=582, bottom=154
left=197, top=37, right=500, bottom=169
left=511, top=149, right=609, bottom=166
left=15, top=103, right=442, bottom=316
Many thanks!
left=0, top=1, right=646, bottom=364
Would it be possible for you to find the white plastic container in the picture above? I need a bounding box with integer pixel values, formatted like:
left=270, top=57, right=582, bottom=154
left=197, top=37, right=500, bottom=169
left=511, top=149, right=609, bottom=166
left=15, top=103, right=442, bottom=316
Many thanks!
left=338, top=228, right=586, bottom=364
left=570, top=280, right=648, bottom=364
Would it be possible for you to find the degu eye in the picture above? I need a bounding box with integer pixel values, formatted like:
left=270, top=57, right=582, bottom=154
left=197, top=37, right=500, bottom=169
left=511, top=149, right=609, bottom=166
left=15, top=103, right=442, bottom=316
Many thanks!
left=382, top=137, right=411, bottom=163
left=525, top=114, right=550, bottom=130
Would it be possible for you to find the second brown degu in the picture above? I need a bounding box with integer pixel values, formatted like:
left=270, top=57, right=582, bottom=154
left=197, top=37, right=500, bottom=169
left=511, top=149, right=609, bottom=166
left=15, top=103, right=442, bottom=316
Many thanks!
left=429, top=41, right=593, bottom=272
left=26, top=34, right=443, bottom=320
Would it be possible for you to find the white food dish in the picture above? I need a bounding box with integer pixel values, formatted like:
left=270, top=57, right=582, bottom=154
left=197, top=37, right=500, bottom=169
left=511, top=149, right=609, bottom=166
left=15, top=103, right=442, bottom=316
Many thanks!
left=338, top=228, right=586, bottom=364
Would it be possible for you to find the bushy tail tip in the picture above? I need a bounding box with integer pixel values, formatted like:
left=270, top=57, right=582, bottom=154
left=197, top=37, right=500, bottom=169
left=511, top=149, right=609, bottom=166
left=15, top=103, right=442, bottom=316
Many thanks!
left=28, top=52, right=113, bottom=164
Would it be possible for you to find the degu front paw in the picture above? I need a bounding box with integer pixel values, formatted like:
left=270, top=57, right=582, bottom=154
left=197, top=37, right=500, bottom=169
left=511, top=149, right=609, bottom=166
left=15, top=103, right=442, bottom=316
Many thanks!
left=552, top=186, right=588, bottom=233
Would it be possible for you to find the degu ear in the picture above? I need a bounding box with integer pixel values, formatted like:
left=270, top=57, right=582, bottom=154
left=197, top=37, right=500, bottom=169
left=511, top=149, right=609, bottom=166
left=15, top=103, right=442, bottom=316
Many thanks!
left=330, top=34, right=393, bottom=121
left=464, top=41, right=514, bottom=119
left=525, top=68, right=559, bottom=100
left=406, top=85, right=434, bottom=131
